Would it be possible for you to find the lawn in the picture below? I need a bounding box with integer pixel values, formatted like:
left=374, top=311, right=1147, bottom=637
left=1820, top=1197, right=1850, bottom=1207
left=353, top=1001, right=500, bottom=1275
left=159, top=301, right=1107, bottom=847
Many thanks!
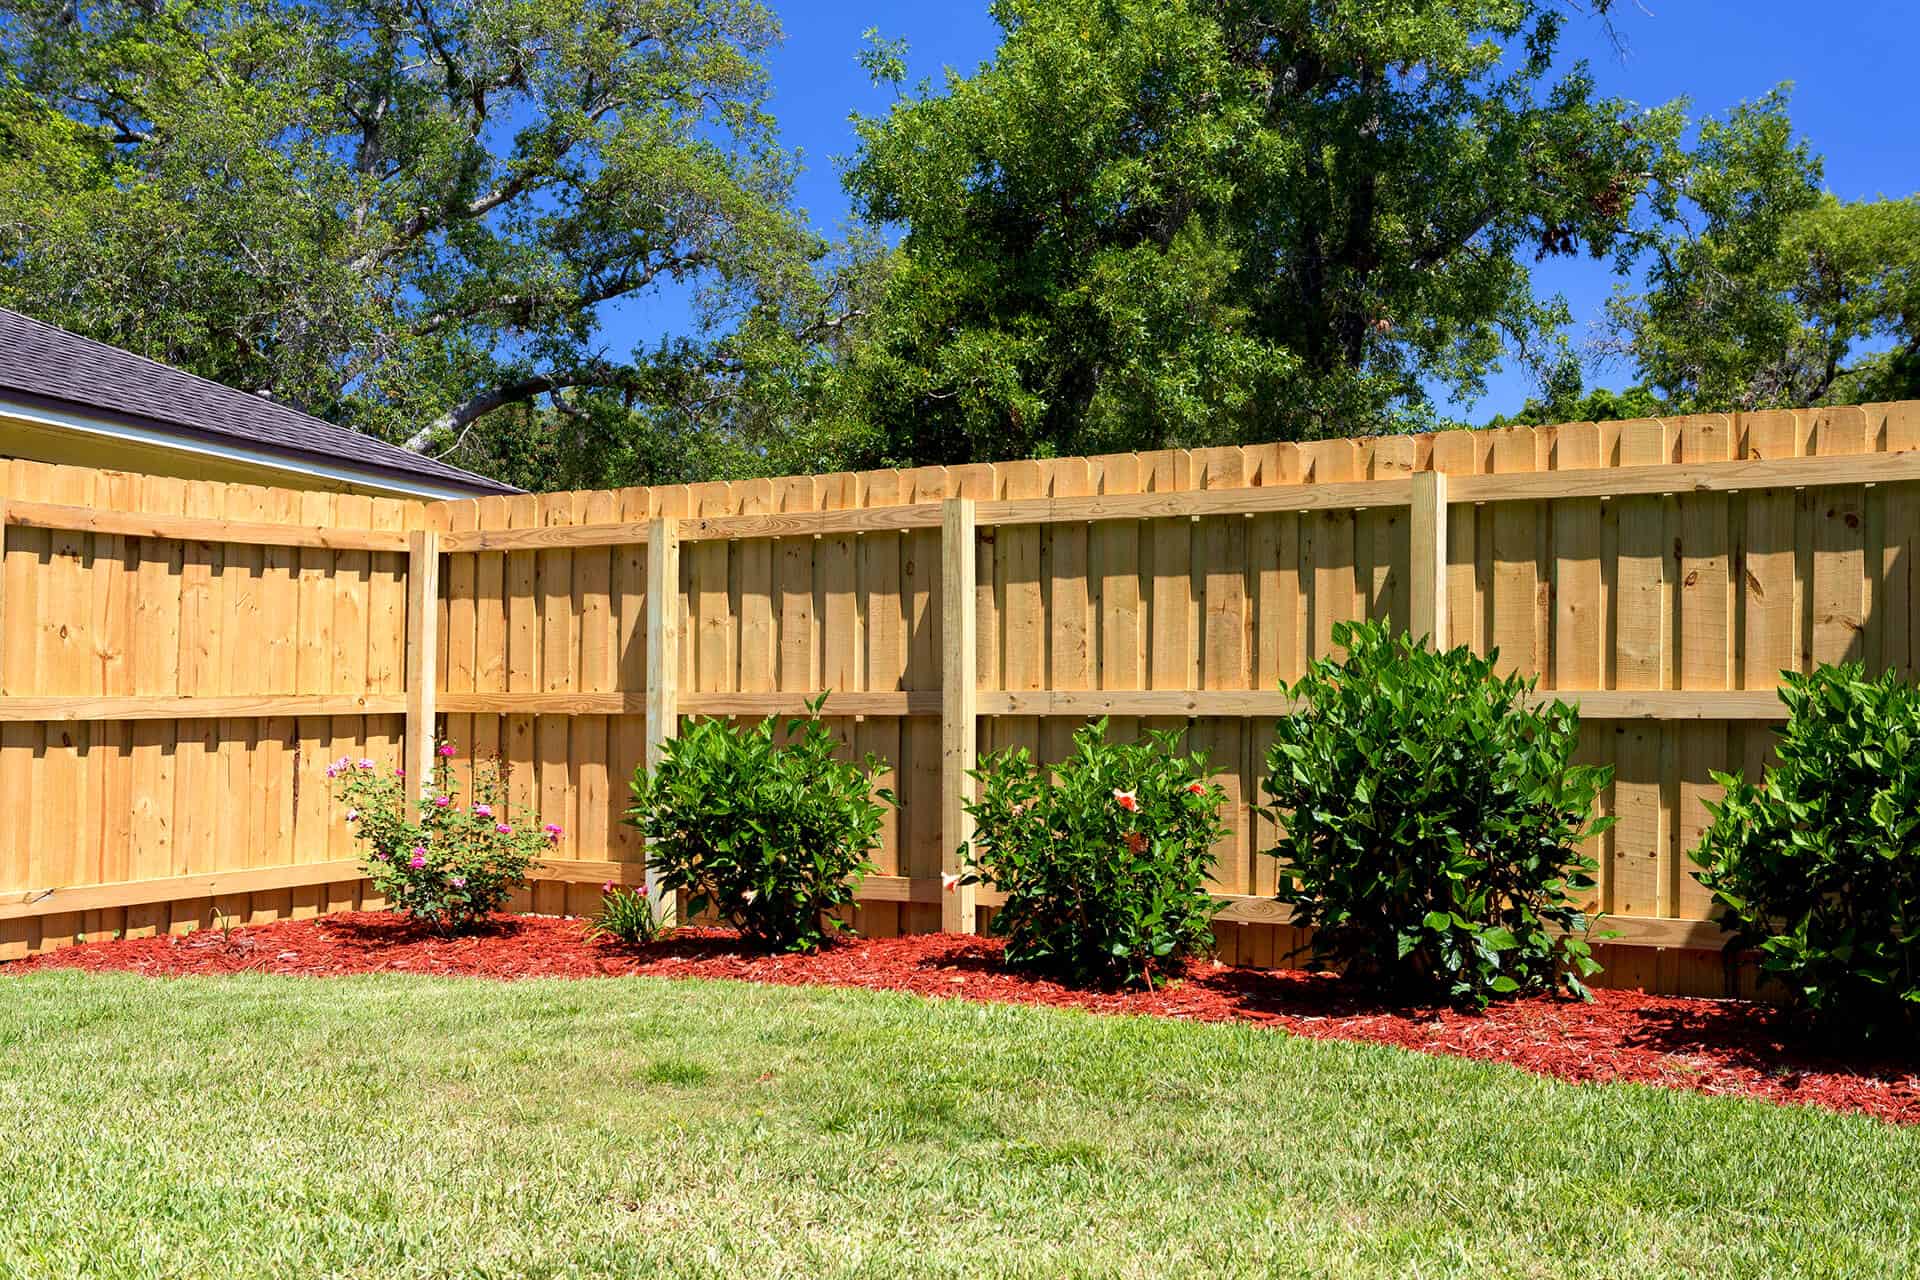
left=0, top=971, right=1914, bottom=1279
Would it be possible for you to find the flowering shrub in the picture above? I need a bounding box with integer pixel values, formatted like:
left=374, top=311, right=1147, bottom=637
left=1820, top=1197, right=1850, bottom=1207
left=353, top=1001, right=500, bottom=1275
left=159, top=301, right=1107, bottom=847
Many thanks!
left=585, top=882, right=669, bottom=946
left=963, top=719, right=1226, bottom=988
left=624, top=696, right=890, bottom=952
left=329, top=745, right=558, bottom=934
left=1693, top=665, right=1920, bottom=1043
left=1264, top=621, right=1611, bottom=1006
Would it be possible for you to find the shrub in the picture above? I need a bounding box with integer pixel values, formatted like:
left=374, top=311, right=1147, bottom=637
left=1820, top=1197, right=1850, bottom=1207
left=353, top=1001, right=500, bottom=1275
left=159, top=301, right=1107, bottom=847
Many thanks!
left=1692, top=664, right=1920, bottom=1043
left=963, top=719, right=1226, bottom=988
left=624, top=696, right=890, bottom=952
left=330, top=746, right=557, bottom=934
left=1262, top=621, right=1611, bottom=1006
left=584, top=882, right=670, bottom=946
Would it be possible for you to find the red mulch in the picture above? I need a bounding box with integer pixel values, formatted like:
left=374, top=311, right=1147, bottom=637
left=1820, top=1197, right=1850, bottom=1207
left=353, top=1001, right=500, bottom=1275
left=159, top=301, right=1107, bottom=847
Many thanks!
left=11, top=912, right=1920, bottom=1126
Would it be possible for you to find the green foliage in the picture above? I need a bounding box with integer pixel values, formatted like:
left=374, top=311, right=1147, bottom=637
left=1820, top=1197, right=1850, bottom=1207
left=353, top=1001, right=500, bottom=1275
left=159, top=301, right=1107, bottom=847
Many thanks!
left=1605, top=88, right=1920, bottom=413
left=585, top=884, right=670, bottom=947
left=0, top=0, right=844, bottom=489
left=330, top=747, right=554, bottom=934
left=1483, top=371, right=1669, bottom=428
left=840, top=0, right=1678, bottom=463
left=624, top=697, right=889, bottom=952
left=963, top=720, right=1225, bottom=988
left=1263, top=622, right=1611, bottom=1006
left=1691, top=666, right=1920, bottom=1043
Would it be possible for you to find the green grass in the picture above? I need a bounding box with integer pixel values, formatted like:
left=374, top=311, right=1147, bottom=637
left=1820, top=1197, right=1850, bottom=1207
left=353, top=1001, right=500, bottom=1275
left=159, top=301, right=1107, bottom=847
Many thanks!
left=0, top=972, right=1914, bottom=1279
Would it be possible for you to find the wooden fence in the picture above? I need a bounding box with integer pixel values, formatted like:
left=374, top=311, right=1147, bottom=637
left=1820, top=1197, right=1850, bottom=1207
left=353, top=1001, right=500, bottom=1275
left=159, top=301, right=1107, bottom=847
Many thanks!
left=6, top=401, right=1920, bottom=994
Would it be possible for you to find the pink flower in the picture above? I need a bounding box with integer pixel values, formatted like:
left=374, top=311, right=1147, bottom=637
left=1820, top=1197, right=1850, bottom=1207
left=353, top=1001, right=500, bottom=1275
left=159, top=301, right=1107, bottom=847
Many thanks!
left=1113, top=788, right=1138, bottom=812
left=357, top=758, right=376, bottom=771
left=637, top=884, right=649, bottom=898
left=395, top=767, right=405, bottom=777
left=432, top=795, right=451, bottom=808
left=346, top=809, right=359, bottom=822
left=496, top=823, right=512, bottom=835
left=408, top=847, right=426, bottom=869
left=473, top=804, right=492, bottom=818
left=450, top=875, right=467, bottom=889
left=438, top=744, right=456, bottom=757
left=544, top=823, right=564, bottom=844
left=602, top=881, right=614, bottom=894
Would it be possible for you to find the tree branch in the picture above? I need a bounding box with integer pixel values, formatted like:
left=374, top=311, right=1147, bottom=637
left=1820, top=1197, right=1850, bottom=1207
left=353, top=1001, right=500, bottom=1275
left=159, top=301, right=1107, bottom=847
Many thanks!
left=401, top=363, right=646, bottom=450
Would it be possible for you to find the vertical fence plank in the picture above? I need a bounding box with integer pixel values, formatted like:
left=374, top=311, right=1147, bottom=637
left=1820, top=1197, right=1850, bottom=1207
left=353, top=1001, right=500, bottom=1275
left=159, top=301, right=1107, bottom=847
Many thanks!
left=941, top=497, right=978, bottom=935
left=1409, top=471, right=1448, bottom=646
left=405, top=531, right=441, bottom=784
left=858, top=470, right=905, bottom=938
left=1877, top=403, right=1920, bottom=680
left=1300, top=440, right=1358, bottom=659
left=1430, top=431, right=1478, bottom=652
left=901, top=465, right=949, bottom=936
left=644, top=517, right=680, bottom=919
left=1810, top=407, right=1870, bottom=668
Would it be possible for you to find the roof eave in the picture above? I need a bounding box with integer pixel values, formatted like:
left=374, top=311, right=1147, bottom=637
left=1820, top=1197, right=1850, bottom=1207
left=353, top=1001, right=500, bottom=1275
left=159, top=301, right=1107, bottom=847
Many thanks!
left=0, top=391, right=520, bottom=499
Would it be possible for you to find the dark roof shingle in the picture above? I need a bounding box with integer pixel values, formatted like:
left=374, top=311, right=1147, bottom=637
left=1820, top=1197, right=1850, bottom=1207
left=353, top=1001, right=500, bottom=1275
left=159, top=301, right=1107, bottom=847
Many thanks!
left=0, top=307, right=517, bottom=495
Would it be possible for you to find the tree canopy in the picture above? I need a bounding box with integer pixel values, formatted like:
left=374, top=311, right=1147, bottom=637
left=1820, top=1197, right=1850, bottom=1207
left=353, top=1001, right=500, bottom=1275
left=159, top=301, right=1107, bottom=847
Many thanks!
left=0, top=0, right=845, bottom=484
left=1601, top=90, right=1920, bottom=414
left=836, top=0, right=1680, bottom=464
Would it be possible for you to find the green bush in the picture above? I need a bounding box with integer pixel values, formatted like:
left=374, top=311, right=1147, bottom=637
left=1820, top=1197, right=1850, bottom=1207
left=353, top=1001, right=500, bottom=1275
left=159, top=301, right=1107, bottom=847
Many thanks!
left=963, top=719, right=1226, bottom=988
left=1262, top=621, right=1611, bottom=1006
left=330, top=746, right=554, bottom=934
left=1692, top=665, right=1920, bottom=1043
left=624, top=697, right=890, bottom=952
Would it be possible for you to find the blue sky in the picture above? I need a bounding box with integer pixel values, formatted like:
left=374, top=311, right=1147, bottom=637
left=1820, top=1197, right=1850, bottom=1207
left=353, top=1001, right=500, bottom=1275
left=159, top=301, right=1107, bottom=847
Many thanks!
left=608, top=0, right=1920, bottom=421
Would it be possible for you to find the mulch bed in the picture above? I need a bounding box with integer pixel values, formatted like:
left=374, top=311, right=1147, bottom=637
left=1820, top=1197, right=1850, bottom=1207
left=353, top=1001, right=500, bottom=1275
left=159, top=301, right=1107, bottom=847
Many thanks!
left=11, top=912, right=1920, bottom=1126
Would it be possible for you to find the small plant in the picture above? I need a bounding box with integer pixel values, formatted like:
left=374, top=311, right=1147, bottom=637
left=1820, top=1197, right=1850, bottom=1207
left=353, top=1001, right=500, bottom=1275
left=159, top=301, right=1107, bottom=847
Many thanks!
left=585, top=881, right=669, bottom=946
left=963, top=719, right=1226, bottom=988
left=624, top=695, right=890, bottom=952
left=1263, top=621, right=1611, bottom=1006
left=1692, top=665, right=1920, bottom=1043
left=330, top=745, right=559, bottom=934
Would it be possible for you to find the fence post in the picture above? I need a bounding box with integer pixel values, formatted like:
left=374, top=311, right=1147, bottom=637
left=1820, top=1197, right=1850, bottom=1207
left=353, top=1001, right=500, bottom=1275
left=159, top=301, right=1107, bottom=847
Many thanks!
left=403, top=528, right=440, bottom=784
left=1409, top=470, right=1448, bottom=647
left=644, top=516, right=680, bottom=919
left=941, top=497, right=978, bottom=935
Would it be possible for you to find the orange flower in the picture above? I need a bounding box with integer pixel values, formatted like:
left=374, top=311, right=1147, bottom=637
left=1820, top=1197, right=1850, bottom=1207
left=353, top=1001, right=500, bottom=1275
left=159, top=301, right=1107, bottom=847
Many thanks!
left=1113, top=788, right=1138, bottom=812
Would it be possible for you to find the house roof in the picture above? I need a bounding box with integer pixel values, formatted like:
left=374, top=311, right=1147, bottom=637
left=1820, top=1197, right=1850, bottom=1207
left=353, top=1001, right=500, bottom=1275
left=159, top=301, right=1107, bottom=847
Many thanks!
left=0, top=307, right=518, bottom=497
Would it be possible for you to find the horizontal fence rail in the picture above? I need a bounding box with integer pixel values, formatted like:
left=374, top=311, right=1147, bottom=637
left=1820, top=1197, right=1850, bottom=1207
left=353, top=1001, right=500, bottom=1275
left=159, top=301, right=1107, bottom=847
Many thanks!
left=5, top=400, right=1920, bottom=996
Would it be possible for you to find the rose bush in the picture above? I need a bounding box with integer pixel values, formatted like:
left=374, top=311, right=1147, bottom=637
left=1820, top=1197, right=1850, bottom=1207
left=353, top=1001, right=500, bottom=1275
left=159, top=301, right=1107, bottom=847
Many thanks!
left=330, top=745, right=558, bottom=934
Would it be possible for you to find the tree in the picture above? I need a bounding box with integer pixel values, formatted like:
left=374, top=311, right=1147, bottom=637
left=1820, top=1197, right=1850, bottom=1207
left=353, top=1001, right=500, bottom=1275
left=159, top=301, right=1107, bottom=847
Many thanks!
left=839, top=0, right=1679, bottom=465
left=1484, top=382, right=1669, bottom=429
left=1602, top=89, right=1920, bottom=412
left=0, top=0, right=840, bottom=485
